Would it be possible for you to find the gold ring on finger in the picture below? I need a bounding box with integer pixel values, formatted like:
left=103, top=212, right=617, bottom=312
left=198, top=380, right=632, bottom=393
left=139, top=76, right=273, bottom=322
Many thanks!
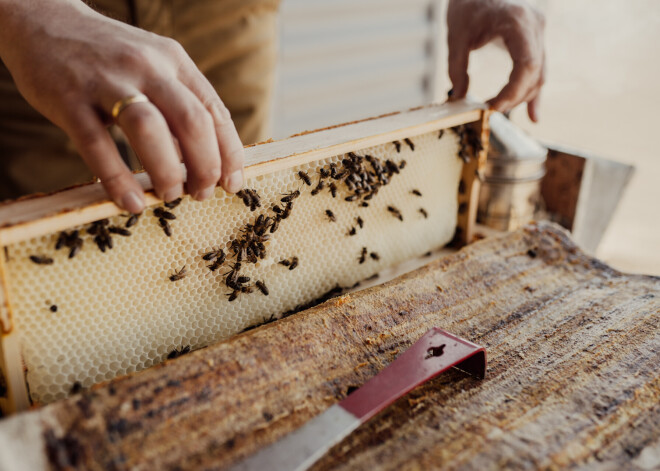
left=111, top=93, right=150, bottom=121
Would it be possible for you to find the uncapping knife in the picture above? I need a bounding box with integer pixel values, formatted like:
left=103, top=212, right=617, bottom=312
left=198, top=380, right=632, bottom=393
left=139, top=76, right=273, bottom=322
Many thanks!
left=229, top=328, right=486, bottom=471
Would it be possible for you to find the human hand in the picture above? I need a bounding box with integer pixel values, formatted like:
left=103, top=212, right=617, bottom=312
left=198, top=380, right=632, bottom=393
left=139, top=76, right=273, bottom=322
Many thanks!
left=0, top=0, right=244, bottom=213
left=447, top=0, right=545, bottom=122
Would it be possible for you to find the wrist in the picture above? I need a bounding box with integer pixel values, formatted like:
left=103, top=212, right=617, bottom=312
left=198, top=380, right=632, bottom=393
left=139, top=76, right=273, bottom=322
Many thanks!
left=0, top=0, right=87, bottom=58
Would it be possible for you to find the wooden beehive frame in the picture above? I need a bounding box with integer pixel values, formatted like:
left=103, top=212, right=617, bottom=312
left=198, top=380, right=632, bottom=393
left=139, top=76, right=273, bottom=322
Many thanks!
left=0, top=99, right=489, bottom=413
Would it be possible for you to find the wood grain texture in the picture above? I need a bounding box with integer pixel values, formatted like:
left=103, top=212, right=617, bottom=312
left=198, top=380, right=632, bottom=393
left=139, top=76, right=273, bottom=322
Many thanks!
left=0, top=221, right=657, bottom=471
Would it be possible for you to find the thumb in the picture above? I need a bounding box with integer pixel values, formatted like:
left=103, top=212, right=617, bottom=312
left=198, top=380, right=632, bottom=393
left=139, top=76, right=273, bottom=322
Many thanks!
left=447, top=36, right=470, bottom=99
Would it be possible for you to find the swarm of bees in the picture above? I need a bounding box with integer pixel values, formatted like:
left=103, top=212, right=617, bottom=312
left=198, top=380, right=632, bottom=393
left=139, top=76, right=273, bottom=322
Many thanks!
left=25, top=128, right=474, bottom=318
left=451, top=124, right=483, bottom=164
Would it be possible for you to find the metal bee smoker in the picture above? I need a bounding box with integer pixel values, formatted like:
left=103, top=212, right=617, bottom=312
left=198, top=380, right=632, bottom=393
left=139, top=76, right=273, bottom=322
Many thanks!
left=478, top=112, right=548, bottom=231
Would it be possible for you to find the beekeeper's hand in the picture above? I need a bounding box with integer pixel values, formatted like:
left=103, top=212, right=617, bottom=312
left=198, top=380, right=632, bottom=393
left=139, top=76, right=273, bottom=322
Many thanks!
left=447, top=0, right=546, bottom=122
left=0, top=0, right=245, bottom=213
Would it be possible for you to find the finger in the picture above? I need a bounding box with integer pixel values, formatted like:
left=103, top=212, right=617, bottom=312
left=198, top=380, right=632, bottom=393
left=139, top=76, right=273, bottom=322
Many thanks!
left=487, top=60, right=540, bottom=112
left=149, top=79, right=221, bottom=201
left=447, top=33, right=471, bottom=99
left=527, top=93, right=540, bottom=122
left=65, top=107, right=145, bottom=213
left=115, top=99, right=184, bottom=202
left=175, top=57, right=245, bottom=194
left=528, top=58, right=546, bottom=122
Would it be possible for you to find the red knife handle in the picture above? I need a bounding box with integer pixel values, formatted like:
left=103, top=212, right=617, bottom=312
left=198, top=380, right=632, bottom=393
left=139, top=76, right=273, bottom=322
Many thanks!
left=339, top=328, right=486, bottom=422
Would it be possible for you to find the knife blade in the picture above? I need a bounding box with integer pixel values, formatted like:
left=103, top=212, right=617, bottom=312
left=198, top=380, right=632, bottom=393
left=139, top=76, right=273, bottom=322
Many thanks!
left=228, top=328, right=486, bottom=471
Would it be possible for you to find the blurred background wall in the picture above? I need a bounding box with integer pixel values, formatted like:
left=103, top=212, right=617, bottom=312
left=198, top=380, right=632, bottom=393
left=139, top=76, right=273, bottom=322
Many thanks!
left=272, top=0, right=659, bottom=275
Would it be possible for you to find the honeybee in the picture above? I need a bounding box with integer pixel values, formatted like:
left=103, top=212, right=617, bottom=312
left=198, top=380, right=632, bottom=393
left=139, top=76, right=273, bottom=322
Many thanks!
left=311, top=180, right=325, bottom=196
left=319, top=167, right=330, bottom=179
left=458, top=179, right=466, bottom=195
left=278, top=259, right=291, bottom=267
left=167, top=345, right=191, bottom=359
left=272, top=205, right=283, bottom=215
left=164, top=197, right=183, bottom=209
left=30, top=255, right=54, bottom=265
left=108, top=226, right=131, bottom=236
left=387, top=206, right=403, bottom=221
left=392, top=140, right=402, bottom=153
left=208, top=258, right=224, bottom=272
left=158, top=217, right=172, bottom=237
left=399, top=160, right=407, bottom=169
left=298, top=171, right=312, bottom=186
left=68, top=238, right=83, bottom=259
left=270, top=219, right=280, bottom=233
left=419, top=208, right=428, bottom=219
left=281, top=190, right=300, bottom=203
left=125, top=213, right=141, bottom=228
left=385, top=160, right=399, bottom=175
left=370, top=252, right=380, bottom=261
left=281, top=202, right=293, bottom=220
left=256, top=280, right=269, bottom=296
left=289, top=256, right=299, bottom=270
left=329, top=183, right=338, bottom=198
left=347, top=227, right=357, bottom=236
left=438, top=129, right=445, bottom=140
left=356, top=216, right=364, bottom=228
left=358, top=247, right=367, bottom=264
left=344, top=195, right=358, bottom=202
left=154, top=207, right=176, bottom=220
left=169, top=265, right=188, bottom=282
left=411, top=189, right=422, bottom=197
left=227, top=290, right=239, bottom=302
left=203, top=247, right=225, bottom=262
left=404, top=138, right=415, bottom=151
left=325, top=209, right=336, bottom=222
left=55, top=232, right=67, bottom=250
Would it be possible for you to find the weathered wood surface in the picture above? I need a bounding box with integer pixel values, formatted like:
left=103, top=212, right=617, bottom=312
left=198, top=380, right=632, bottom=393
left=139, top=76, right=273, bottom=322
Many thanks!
left=0, top=222, right=657, bottom=471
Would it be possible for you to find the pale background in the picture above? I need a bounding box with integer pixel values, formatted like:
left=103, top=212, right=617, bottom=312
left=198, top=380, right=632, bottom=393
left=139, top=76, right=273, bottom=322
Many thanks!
left=273, top=0, right=659, bottom=275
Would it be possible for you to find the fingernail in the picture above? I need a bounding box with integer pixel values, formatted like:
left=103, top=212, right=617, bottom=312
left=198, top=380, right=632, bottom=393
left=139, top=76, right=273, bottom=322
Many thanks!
left=162, top=184, right=183, bottom=203
left=224, top=169, right=244, bottom=194
left=121, top=191, right=145, bottom=214
left=195, top=185, right=215, bottom=201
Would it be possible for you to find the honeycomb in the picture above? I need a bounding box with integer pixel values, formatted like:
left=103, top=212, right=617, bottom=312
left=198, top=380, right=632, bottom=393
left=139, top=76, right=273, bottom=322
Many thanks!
left=3, top=129, right=462, bottom=404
